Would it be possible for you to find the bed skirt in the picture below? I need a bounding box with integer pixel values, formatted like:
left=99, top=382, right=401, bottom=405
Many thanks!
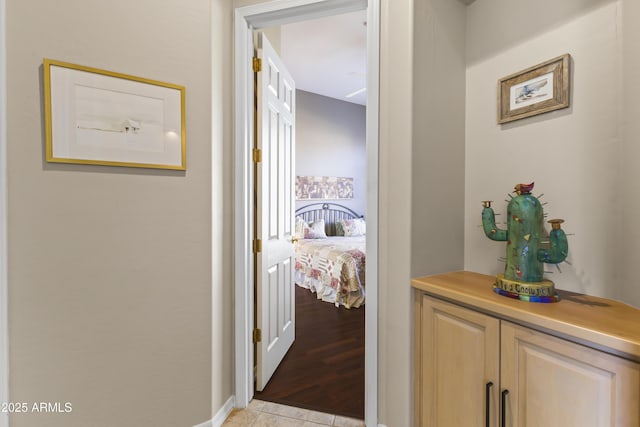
left=295, top=269, right=365, bottom=309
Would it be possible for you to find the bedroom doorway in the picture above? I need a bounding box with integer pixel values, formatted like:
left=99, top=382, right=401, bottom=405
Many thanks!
left=254, top=11, right=368, bottom=418
left=233, top=1, right=380, bottom=425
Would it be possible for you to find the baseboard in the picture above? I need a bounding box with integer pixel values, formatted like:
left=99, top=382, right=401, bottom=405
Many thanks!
left=207, top=395, right=235, bottom=427
left=192, top=395, right=234, bottom=427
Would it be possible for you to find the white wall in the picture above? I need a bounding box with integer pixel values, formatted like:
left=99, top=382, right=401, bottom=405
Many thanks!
left=618, top=0, right=640, bottom=307
left=212, top=0, right=235, bottom=419
left=295, top=90, right=366, bottom=215
left=378, top=0, right=467, bottom=424
left=411, top=0, right=466, bottom=278
left=376, top=0, right=414, bottom=423
left=465, top=0, right=640, bottom=307
left=6, top=1, right=218, bottom=426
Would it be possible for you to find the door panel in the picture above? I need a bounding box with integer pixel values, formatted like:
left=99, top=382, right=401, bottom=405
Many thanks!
left=255, top=32, right=296, bottom=391
left=419, top=296, right=500, bottom=427
left=501, top=321, right=640, bottom=427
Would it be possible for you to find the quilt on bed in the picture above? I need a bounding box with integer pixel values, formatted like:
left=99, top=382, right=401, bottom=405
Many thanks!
left=294, top=236, right=366, bottom=308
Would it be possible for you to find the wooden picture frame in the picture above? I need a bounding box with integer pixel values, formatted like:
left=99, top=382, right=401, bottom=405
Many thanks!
left=497, top=54, right=570, bottom=124
left=44, top=58, right=186, bottom=170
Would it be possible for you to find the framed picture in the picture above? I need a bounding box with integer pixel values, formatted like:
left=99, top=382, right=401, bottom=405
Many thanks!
left=497, top=54, right=570, bottom=124
left=44, top=58, right=186, bottom=170
left=296, top=176, right=354, bottom=200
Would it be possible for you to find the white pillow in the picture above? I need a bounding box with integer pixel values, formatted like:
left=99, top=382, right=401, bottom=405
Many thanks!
left=304, top=219, right=327, bottom=239
left=341, top=218, right=366, bottom=236
left=294, top=217, right=307, bottom=240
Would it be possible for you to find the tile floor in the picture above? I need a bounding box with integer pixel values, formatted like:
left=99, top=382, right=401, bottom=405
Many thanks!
left=222, top=399, right=365, bottom=427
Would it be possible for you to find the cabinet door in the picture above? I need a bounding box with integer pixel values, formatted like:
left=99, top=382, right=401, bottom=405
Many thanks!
left=417, top=295, right=500, bottom=427
left=501, top=321, right=640, bottom=427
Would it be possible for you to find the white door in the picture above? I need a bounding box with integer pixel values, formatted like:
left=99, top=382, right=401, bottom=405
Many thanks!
left=255, top=32, right=296, bottom=391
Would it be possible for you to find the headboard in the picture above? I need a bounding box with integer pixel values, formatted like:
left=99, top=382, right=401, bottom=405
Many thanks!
left=295, top=202, right=362, bottom=236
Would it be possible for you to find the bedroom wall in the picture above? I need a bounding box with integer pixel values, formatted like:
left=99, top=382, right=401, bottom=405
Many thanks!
left=6, top=1, right=219, bottom=427
left=464, top=0, right=640, bottom=307
left=295, top=90, right=367, bottom=216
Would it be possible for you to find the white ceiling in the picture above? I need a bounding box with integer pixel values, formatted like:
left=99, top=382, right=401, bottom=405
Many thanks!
left=280, top=10, right=367, bottom=106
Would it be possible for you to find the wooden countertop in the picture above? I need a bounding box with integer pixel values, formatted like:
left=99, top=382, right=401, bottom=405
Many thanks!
left=412, top=271, right=640, bottom=361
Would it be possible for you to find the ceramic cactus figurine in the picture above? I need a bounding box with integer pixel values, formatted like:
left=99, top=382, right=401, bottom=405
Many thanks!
left=482, top=182, right=568, bottom=302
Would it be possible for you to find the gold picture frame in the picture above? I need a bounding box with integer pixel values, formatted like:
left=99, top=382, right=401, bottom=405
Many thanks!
left=44, top=58, right=186, bottom=170
left=497, top=54, right=570, bottom=124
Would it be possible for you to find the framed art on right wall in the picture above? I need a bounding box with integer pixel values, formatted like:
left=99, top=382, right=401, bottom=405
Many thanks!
left=497, top=54, right=571, bottom=124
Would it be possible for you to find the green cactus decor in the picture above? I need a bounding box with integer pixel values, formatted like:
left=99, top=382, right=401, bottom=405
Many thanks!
left=482, top=182, right=568, bottom=303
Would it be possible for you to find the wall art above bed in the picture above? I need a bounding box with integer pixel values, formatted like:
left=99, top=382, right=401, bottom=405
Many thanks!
left=296, top=176, right=353, bottom=200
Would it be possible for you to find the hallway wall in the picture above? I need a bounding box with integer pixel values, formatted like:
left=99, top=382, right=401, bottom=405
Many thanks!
left=6, top=1, right=215, bottom=426
left=3, top=1, right=473, bottom=426
left=464, top=0, right=640, bottom=308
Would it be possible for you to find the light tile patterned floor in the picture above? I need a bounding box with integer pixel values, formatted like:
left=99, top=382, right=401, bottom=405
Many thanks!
left=222, top=399, right=365, bottom=427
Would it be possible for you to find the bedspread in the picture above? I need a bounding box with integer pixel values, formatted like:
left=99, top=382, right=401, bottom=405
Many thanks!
left=294, top=236, right=366, bottom=308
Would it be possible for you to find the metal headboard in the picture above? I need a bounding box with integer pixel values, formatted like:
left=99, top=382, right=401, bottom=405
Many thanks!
left=295, top=202, right=363, bottom=236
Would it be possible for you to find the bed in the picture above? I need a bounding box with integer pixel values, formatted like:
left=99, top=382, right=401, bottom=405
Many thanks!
left=294, top=203, right=366, bottom=308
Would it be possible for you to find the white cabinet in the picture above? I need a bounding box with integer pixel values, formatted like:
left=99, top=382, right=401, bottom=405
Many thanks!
left=413, top=271, right=640, bottom=427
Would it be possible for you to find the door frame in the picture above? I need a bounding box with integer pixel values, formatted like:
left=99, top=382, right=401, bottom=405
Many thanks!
left=233, top=0, right=380, bottom=425
left=0, top=0, right=9, bottom=426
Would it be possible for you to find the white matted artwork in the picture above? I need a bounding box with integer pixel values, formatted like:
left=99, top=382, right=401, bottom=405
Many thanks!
left=44, top=59, right=186, bottom=170
left=509, top=72, right=554, bottom=110
left=296, top=176, right=354, bottom=200
left=497, top=54, right=570, bottom=124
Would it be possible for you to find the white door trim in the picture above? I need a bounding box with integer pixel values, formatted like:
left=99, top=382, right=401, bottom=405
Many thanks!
left=233, top=1, right=379, bottom=426
left=0, top=0, right=9, bottom=425
left=363, top=2, right=379, bottom=425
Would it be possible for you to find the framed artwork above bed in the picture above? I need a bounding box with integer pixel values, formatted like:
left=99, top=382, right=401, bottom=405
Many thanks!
left=296, top=176, right=353, bottom=200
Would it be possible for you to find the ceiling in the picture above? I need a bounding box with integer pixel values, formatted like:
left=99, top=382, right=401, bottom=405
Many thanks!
left=280, top=10, right=367, bottom=106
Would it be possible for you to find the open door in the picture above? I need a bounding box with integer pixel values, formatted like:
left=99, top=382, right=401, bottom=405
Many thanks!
left=254, top=32, right=296, bottom=391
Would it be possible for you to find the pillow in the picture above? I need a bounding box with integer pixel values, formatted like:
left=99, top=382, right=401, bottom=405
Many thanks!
left=304, top=219, right=327, bottom=239
left=341, top=218, right=366, bottom=237
left=294, top=217, right=308, bottom=240
left=335, top=220, right=345, bottom=236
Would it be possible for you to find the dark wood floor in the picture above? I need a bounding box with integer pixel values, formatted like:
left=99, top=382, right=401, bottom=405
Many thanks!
left=255, top=285, right=365, bottom=419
